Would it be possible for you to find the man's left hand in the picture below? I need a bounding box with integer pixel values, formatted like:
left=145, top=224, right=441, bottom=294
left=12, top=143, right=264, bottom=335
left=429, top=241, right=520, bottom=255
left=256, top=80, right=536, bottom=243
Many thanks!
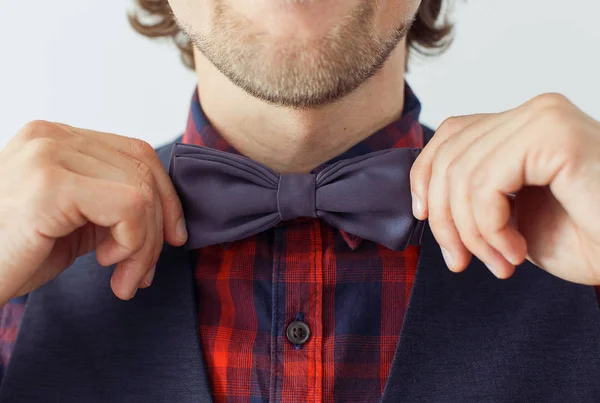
left=410, top=93, right=600, bottom=285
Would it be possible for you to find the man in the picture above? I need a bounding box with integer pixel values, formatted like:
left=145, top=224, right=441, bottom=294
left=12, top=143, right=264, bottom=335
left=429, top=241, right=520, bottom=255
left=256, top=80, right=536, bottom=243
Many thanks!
left=0, top=0, right=599, bottom=402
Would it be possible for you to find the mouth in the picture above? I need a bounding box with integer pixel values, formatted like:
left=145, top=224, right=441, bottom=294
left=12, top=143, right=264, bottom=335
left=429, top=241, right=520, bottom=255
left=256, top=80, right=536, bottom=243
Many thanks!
left=227, top=0, right=363, bottom=40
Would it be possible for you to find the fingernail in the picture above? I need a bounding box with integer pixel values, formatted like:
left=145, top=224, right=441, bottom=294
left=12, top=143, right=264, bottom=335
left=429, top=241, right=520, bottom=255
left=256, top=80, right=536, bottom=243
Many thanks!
left=504, top=250, right=523, bottom=266
left=441, top=247, right=454, bottom=270
left=412, top=193, right=424, bottom=217
left=486, top=263, right=503, bottom=278
left=176, top=217, right=188, bottom=242
left=131, top=287, right=138, bottom=299
left=143, top=265, right=156, bottom=287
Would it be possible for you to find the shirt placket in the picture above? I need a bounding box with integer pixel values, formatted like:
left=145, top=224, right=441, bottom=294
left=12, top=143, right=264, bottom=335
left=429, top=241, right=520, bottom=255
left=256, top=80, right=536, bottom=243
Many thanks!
left=270, top=220, right=324, bottom=403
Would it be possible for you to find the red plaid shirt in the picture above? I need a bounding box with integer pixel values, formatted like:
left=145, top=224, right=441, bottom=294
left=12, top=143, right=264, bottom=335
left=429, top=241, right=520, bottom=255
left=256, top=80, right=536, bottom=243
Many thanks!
left=0, top=84, right=599, bottom=401
left=185, top=84, right=423, bottom=402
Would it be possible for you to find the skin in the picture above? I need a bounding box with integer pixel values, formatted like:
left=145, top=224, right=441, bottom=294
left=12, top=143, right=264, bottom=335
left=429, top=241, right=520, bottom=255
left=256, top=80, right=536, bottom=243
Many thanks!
left=410, top=94, right=600, bottom=285
left=0, top=0, right=420, bottom=301
left=0, top=1, right=599, bottom=305
left=170, top=0, right=420, bottom=173
left=0, top=122, right=187, bottom=302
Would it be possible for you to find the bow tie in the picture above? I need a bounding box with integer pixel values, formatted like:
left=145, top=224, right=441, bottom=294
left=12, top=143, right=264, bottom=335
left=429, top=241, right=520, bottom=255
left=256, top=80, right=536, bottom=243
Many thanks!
left=169, top=143, right=424, bottom=251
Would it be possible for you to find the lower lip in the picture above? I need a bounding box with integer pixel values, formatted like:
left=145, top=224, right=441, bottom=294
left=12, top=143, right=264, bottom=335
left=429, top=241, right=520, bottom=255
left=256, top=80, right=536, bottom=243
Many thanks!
left=233, top=0, right=359, bottom=38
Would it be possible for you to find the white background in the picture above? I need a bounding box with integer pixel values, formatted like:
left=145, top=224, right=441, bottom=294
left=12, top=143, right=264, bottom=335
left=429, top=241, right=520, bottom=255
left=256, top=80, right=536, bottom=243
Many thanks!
left=0, top=0, right=598, bottom=149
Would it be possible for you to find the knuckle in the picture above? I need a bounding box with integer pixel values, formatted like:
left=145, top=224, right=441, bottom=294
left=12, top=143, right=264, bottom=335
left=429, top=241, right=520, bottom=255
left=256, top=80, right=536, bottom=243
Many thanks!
left=138, top=182, right=156, bottom=210
left=125, top=225, right=147, bottom=255
left=432, top=141, right=455, bottom=173
left=540, top=106, right=574, bottom=133
left=459, top=227, right=484, bottom=253
left=25, top=138, right=60, bottom=165
left=134, top=160, right=154, bottom=186
left=427, top=212, right=453, bottom=240
left=123, top=187, right=148, bottom=215
left=529, top=92, right=570, bottom=110
left=438, top=116, right=463, bottom=135
left=125, top=185, right=152, bottom=213
left=447, top=158, right=464, bottom=184
left=128, top=138, right=155, bottom=160
left=474, top=209, right=496, bottom=235
left=555, top=135, right=583, bottom=169
left=18, top=120, right=56, bottom=142
left=526, top=93, right=575, bottom=126
left=469, top=168, right=487, bottom=190
left=70, top=131, right=88, bottom=148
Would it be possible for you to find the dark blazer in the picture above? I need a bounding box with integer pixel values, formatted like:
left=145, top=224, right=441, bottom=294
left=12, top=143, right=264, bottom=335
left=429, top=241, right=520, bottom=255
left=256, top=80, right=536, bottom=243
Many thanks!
left=1, top=127, right=599, bottom=403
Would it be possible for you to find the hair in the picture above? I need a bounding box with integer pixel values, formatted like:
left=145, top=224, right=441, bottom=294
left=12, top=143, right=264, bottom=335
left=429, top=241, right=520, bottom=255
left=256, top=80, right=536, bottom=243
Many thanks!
left=129, top=0, right=454, bottom=71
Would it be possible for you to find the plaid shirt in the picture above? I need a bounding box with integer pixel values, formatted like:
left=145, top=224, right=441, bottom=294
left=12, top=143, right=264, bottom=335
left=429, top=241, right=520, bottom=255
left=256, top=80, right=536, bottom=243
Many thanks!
left=1, top=85, right=599, bottom=402
left=185, top=84, right=423, bottom=403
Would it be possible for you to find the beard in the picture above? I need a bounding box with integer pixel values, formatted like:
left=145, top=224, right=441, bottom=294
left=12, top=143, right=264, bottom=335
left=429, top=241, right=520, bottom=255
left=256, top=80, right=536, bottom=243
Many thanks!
left=176, top=2, right=413, bottom=108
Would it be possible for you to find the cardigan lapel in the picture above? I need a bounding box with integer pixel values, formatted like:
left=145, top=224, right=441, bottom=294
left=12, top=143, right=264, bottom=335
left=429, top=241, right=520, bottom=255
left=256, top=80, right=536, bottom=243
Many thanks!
left=380, top=126, right=600, bottom=402
left=0, top=139, right=214, bottom=403
left=6, top=130, right=599, bottom=403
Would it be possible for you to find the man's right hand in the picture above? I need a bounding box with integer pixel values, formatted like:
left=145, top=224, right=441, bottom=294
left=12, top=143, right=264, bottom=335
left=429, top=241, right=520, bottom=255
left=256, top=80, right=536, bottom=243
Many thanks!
left=0, top=121, right=188, bottom=306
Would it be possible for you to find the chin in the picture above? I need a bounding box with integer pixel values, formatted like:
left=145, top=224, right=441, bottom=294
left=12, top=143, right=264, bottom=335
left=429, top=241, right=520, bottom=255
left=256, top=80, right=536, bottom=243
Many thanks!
left=172, top=0, right=417, bottom=107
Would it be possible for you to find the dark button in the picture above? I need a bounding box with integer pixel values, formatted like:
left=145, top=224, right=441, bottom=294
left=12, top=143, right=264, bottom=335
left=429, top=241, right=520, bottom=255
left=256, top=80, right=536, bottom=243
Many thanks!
left=286, top=321, right=311, bottom=345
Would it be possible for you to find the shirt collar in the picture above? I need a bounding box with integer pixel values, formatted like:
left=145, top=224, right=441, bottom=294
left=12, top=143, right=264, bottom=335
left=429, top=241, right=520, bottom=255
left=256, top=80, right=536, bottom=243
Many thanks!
left=182, top=83, right=424, bottom=250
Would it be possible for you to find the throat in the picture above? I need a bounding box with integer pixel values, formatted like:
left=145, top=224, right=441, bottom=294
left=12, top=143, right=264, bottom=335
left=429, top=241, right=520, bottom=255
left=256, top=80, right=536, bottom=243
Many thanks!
left=215, top=121, right=383, bottom=174
left=194, top=42, right=408, bottom=174
left=196, top=76, right=408, bottom=173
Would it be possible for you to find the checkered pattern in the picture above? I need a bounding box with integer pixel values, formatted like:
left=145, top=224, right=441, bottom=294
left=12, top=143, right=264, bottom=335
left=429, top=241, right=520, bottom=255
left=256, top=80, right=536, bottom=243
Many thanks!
left=0, top=84, right=598, bottom=403
left=188, top=84, right=423, bottom=402
left=0, top=296, right=27, bottom=380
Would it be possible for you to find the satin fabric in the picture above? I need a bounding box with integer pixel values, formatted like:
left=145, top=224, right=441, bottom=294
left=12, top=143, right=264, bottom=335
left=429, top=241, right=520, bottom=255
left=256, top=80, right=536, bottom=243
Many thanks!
left=170, top=144, right=424, bottom=251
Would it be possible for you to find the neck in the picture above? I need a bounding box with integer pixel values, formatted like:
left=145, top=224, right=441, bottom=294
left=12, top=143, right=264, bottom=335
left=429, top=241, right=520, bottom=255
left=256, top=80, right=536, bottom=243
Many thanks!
left=193, top=42, right=407, bottom=174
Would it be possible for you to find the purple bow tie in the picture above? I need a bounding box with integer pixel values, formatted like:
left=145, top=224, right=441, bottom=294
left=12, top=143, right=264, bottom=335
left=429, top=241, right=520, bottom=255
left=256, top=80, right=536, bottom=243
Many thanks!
left=169, top=143, right=424, bottom=251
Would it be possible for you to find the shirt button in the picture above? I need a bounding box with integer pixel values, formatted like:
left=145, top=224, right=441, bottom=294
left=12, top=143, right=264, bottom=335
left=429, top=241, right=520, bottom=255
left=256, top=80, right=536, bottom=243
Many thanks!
left=286, top=321, right=311, bottom=346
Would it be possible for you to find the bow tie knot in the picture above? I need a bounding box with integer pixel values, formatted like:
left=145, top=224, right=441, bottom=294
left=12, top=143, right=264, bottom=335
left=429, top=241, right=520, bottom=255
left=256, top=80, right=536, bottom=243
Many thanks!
left=277, top=174, right=318, bottom=221
left=170, top=143, right=424, bottom=251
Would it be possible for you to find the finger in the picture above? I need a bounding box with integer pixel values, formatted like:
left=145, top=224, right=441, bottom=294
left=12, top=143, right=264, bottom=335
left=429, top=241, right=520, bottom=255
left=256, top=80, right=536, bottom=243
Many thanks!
left=448, top=150, right=516, bottom=278
left=58, top=148, right=164, bottom=283
left=448, top=149, right=525, bottom=277
left=34, top=172, right=150, bottom=298
left=426, top=149, right=472, bottom=272
left=67, top=174, right=152, bottom=281
left=469, top=120, right=562, bottom=272
left=32, top=121, right=186, bottom=246
left=38, top=171, right=146, bottom=243
left=446, top=109, right=536, bottom=273
left=139, top=196, right=164, bottom=289
left=441, top=134, right=515, bottom=277
left=23, top=127, right=142, bottom=185
left=464, top=153, right=529, bottom=270
left=472, top=186, right=527, bottom=267
left=421, top=102, right=534, bottom=272
left=410, top=114, right=490, bottom=220
left=42, top=127, right=166, bottom=296
left=110, top=186, right=160, bottom=299
left=60, top=139, right=167, bottom=283
left=57, top=148, right=129, bottom=183
left=452, top=179, right=516, bottom=278
left=425, top=113, right=517, bottom=271
left=96, top=233, right=134, bottom=267
left=54, top=123, right=187, bottom=246
left=134, top=194, right=163, bottom=290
